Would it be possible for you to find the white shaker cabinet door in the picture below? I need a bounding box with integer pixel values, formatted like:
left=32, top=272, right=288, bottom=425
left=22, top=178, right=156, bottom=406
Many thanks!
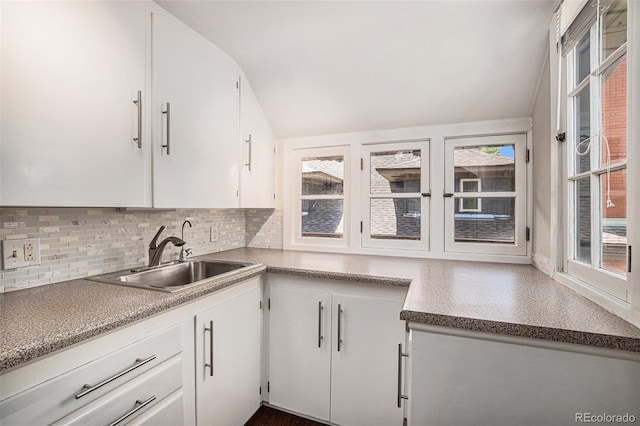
left=195, top=286, right=262, bottom=426
left=330, top=295, right=405, bottom=426
left=239, top=77, right=275, bottom=208
left=1, top=1, right=151, bottom=207
left=151, top=8, right=240, bottom=208
left=268, top=286, right=332, bottom=421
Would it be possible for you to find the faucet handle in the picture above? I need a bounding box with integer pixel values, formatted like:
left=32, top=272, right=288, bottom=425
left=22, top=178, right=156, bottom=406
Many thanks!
left=179, top=247, right=193, bottom=262
left=150, top=225, right=166, bottom=249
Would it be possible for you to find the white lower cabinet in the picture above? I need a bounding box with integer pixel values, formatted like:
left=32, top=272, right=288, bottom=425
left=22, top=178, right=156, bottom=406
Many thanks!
left=0, top=324, right=183, bottom=426
left=268, top=286, right=333, bottom=420
left=267, top=275, right=407, bottom=425
left=407, top=324, right=640, bottom=426
left=195, top=285, right=262, bottom=425
left=52, top=356, right=183, bottom=426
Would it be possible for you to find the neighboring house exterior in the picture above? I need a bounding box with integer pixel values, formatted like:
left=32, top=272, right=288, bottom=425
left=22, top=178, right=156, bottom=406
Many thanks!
left=301, top=149, right=518, bottom=243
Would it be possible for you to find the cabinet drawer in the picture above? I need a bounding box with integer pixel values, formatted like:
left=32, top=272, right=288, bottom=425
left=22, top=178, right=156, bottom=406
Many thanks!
left=52, top=355, right=183, bottom=426
left=1, top=324, right=182, bottom=425
left=127, top=389, right=183, bottom=426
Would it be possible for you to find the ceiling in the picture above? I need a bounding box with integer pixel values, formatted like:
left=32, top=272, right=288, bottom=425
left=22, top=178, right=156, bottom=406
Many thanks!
left=156, top=1, right=555, bottom=140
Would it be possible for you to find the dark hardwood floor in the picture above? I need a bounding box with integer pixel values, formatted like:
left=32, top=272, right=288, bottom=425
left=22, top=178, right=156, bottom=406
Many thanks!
left=245, top=406, right=326, bottom=426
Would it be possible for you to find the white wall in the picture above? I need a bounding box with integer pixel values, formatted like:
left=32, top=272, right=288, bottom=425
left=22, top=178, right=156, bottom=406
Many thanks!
left=531, top=49, right=552, bottom=274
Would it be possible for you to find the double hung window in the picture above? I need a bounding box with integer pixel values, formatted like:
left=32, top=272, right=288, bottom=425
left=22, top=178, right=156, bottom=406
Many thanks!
left=565, top=0, right=628, bottom=299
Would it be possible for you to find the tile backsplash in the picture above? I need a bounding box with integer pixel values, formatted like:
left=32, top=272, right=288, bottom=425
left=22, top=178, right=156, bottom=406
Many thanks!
left=0, top=207, right=282, bottom=292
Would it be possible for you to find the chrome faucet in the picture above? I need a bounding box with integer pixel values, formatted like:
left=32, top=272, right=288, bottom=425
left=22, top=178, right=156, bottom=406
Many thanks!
left=148, top=225, right=186, bottom=267
left=179, top=220, right=193, bottom=262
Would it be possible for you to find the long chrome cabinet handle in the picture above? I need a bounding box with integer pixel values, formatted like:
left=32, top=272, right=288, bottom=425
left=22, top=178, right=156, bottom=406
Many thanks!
left=204, top=320, right=213, bottom=377
left=75, top=355, right=156, bottom=399
left=108, top=395, right=156, bottom=426
left=337, top=304, right=343, bottom=352
left=162, top=102, right=171, bottom=155
left=133, top=90, right=142, bottom=149
left=397, top=343, right=409, bottom=408
left=317, top=301, right=323, bottom=348
left=245, top=134, right=252, bottom=171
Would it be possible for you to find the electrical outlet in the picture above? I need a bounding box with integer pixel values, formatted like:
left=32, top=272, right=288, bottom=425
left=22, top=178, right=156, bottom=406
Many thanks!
left=210, top=224, right=219, bottom=242
left=1, top=238, right=41, bottom=270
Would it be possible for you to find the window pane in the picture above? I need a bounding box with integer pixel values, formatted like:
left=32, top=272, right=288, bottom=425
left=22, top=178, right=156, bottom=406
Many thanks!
left=602, top=56, right=627, bottom=165
left=370, top=150, right=421, bottom=194
left=576, top=32, right=591, bottom=83
left=454, top=198, right=515, bottom=244
left=574, top=85, right=591, bottom=174
left=601, top=168, right=627, bottom=275
left=574, top=178, right=591, bottom=263
left=302, top=156, right=344, bottom=196
left=370, top=198, right=421, bottom=240
left=301, top=199, right=343, bottom=238
left=602, top=0, right=627, bottom=61
left=454, top=145, right=515, bottom=192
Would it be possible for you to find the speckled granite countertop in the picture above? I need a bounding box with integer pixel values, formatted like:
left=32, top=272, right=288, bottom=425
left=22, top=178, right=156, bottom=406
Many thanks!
left=200, top=248, right=640, bottom=354
left=2, top=248, right=640, bottom=372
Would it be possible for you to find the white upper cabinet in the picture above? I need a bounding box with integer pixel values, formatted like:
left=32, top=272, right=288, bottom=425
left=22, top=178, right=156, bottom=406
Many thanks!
left=239, top=77, right=276, bottom=208
left=151, top=8, right=240, bottom=209
left=1, top=2, right=275, bottom=208
left=0, top=1, right=152, bottom=207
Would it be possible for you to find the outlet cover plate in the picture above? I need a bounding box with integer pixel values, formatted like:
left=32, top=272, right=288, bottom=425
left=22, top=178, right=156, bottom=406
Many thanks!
left=1, top=238, right=41, bottom=270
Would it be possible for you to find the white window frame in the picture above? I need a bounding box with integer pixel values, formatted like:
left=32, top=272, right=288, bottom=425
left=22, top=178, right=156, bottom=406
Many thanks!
left=444, top=134, right=527, bottom=256
left=459, top=178, right=482, bottom=212
left=361, top=140, right=430, bottom=251
left=288, top=145, right=351, bottom=249
left=564, top=19, right=628, bottom=301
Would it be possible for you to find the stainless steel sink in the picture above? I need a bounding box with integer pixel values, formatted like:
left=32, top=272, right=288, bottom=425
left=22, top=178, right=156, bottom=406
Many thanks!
left=88, top=260, right=257, bottom=292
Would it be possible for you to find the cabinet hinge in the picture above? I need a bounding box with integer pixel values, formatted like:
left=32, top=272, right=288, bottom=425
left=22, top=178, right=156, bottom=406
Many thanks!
left=556, top=132, right=566, bottom=142
left=260, top=300, right=263, bottom=310
left=360, top=158, right=363, bottom=170
left=274, top=193, right=276, bottom=200
left=236, top=189, right=239, bottom=198
left=360, top=221, right=363, bottom=234
left=236, top=80, right=239, bottom=89
left=403, top=418, right=408, bottom=426
left=526, top=149, right=530, bottom=163
left=259, top=386, right=262, bottom=395
left=628, top=246, right=632, bottom=273
left=267, top=381, right=270, bottom=392
left=268, top=298, right=271, bottom=310
left=526, top=227, right=531, bottom=242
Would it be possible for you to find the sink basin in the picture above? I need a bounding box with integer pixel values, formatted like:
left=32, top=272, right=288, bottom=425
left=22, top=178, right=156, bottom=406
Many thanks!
left=88, top=260, right=257, bottom=292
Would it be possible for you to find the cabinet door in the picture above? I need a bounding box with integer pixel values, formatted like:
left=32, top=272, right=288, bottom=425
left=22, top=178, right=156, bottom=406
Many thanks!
left=195, top=287, right=262, bottom=426
left=240, top=77, right=275, bottom=208
left=268, top=286, right=332, bottom=421
left=1, top=1, right=151, bottom=207
left=152, top=8, right=240, bottom=208
left=331, top=295, right=405, bottom=426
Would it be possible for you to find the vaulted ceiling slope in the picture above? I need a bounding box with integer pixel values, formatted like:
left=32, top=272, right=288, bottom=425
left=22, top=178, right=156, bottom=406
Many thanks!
left=156, top=1, right=554, bottom=140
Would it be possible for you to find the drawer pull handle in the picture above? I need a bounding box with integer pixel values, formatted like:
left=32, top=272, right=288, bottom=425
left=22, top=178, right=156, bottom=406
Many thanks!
left=397, top=343, right=409, bottom=408
left=337, top=304, right=343, bottom=352
left=75, top=355, right=156, bottom=399
left=205, top=320, right=214, bottom=377
left=317, top=301, right=323, bottom=348
left=108, top=395, right=156, bottom=426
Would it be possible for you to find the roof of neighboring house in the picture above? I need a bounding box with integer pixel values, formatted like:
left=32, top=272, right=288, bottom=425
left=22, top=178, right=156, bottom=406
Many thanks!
left=302, top=159, right=344, bottom=180
left=455, top=149, right=514, bottom=167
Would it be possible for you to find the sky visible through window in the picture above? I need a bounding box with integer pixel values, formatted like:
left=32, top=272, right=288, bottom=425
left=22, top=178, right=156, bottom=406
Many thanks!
left=499, top=146, right=514, bottom=158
